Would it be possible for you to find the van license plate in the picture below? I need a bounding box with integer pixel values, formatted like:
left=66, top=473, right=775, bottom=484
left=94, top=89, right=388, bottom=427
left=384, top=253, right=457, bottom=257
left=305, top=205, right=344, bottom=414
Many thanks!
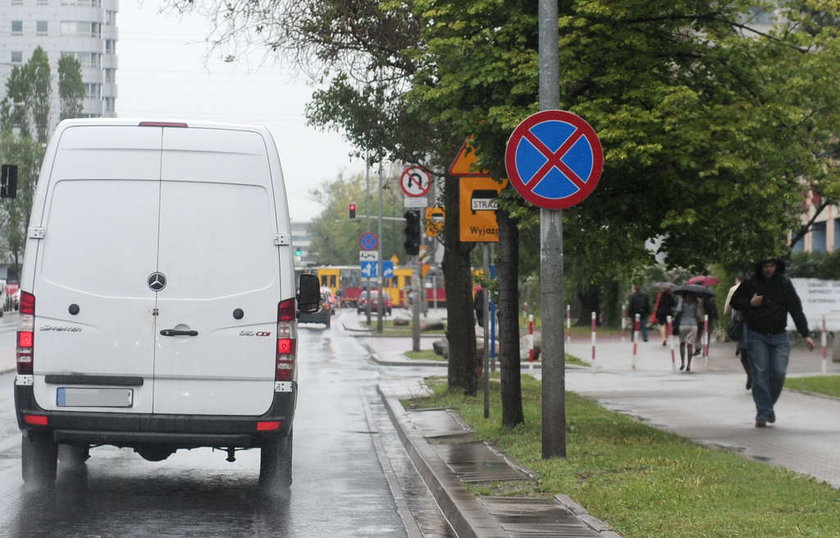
left=56, top=388, right=133, bottom=408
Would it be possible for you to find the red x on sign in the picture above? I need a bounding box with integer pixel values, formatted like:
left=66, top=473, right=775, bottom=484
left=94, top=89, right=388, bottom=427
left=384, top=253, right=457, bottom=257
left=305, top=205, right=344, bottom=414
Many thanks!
left=505, top=110, right=603, bottom=209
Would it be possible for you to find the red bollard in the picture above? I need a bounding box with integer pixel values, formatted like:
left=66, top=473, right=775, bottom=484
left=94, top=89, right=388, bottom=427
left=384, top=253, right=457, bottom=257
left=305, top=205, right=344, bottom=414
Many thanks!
left=667, top=315, right=676, bottom=371
left=632, top=313, right=640, bottom=369
left=566, top=304, right=572, bottom=343
left=528, top=314, right=535, bottom=366
left=591, top=311, right=597, bottom=361
left=822, top=316, right=828, bottom=374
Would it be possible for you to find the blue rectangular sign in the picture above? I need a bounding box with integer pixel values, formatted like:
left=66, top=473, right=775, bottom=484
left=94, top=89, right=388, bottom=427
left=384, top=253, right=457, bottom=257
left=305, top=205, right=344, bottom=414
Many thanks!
left=361, top=260, right=378, bottom=278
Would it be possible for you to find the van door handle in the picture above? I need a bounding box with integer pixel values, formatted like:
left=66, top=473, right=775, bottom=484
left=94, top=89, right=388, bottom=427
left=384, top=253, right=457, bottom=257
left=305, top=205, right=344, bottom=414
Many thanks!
left=160, top=329, right=199, bottom=337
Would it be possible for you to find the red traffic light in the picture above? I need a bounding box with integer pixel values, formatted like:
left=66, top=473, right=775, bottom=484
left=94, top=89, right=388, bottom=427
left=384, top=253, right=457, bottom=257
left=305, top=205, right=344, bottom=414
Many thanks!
left=349, top=203, right=357, bottom=219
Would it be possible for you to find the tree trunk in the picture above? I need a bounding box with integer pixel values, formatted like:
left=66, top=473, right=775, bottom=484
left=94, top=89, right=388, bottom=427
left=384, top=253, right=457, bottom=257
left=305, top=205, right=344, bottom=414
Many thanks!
left=443, top=174, right=477, bottom=395
left=497, top=208, right=524, bottom=428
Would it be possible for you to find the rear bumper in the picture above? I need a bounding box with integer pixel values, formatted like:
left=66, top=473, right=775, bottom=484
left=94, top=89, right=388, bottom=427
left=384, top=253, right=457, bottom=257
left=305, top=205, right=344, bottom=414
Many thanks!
left=14, top=383, right=296, bottom=448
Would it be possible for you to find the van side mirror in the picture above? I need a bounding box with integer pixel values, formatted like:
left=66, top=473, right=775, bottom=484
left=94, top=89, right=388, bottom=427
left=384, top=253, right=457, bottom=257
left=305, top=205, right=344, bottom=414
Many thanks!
left=297, top=273, right=320, bottom=314
left=1, top=164, right=18, bottom=199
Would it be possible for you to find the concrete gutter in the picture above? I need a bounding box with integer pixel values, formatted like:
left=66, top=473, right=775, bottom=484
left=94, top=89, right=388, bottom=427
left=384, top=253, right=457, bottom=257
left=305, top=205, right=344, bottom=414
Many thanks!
left=378, top=384, right=510, bottom=538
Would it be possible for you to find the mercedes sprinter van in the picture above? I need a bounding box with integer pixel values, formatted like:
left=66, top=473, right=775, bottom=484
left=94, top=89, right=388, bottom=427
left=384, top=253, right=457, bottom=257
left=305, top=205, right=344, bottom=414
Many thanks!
left=14, top=119, right=318, bottom=490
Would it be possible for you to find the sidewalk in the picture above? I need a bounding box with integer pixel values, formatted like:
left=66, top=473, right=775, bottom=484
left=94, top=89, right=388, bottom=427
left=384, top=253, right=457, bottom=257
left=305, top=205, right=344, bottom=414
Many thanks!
left=356, top=317, right=840, bottom=536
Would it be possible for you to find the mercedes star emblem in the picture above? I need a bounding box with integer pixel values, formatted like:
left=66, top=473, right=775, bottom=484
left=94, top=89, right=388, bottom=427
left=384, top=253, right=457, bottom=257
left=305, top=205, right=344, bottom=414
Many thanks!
left=148, top=272, right=167, bottom=292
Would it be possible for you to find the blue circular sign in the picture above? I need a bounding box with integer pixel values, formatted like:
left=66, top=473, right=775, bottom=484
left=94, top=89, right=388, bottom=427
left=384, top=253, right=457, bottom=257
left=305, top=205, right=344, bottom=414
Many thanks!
left=505, top=110, right=603, bottom=209
left=360, top=232, right=378, bottom=251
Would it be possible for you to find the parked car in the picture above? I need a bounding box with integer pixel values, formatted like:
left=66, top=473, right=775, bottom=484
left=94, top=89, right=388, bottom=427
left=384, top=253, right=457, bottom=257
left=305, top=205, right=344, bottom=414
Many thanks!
left=299, top=292, right=331, bottom=327
left=357, top=290, right=392, bottom=315
left=321, top=288, right=337, bottom=315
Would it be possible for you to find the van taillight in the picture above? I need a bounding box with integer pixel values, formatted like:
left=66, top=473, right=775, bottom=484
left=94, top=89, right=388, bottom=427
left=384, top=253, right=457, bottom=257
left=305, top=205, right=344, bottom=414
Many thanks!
left=17, top=291, right=34, bottom=375
left=275, top=299, right=297, bottom=384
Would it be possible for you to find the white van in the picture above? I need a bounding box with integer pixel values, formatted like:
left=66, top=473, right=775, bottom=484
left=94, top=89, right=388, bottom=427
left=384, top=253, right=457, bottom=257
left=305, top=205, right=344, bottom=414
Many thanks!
left=14, top=119, right=319, bottom=489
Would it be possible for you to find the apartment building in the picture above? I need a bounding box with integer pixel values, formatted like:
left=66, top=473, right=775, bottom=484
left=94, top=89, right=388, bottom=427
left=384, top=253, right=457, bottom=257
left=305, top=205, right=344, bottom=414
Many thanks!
left=794, top=202, right=840, bottom=253
left=0, top=0, right=118, bottom=134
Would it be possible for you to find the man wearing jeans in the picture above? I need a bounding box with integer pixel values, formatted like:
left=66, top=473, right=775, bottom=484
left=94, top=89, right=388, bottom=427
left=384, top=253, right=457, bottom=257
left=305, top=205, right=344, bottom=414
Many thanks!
left=731, top=258, right=815, bottom=428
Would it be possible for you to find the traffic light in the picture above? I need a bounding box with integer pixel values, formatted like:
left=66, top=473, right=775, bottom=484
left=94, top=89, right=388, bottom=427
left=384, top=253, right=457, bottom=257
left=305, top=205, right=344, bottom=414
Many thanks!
left=403, top=210, right=421, bottom=255
left=295, top=247, right=302, bottom=257
left=349, top=203, right=357, bottom=219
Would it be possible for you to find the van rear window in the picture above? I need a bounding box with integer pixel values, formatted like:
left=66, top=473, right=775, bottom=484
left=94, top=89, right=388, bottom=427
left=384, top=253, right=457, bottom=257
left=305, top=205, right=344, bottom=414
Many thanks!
left=42, top=180, right=160, bottom=298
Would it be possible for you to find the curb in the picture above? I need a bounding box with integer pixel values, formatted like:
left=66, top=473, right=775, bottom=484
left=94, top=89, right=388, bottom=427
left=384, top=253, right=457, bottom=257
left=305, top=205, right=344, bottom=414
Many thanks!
left=377, top=384, right=509, bottom=538
left=378, top=383, right=621, bottom=537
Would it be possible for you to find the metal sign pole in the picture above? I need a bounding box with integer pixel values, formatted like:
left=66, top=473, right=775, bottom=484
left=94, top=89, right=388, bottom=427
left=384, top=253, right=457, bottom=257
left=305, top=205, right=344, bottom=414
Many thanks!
left=377, top=163, right=384, bottom=333
left=539, top=0, right=566, bottom=458
left=483, top=243, right=491, bottom=419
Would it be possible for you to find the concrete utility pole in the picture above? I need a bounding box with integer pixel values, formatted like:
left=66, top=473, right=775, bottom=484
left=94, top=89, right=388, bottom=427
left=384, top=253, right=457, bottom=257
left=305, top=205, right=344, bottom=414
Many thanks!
left=539, top=0, right=566, bottom=458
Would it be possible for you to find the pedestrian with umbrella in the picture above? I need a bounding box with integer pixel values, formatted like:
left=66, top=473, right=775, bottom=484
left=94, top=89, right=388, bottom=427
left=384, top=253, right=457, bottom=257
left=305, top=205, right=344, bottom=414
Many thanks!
left=652, top=283, right=676, bottom=346
left=731, top=258, right=815, bottom=428
left=673, top=285, right=710, bottom=371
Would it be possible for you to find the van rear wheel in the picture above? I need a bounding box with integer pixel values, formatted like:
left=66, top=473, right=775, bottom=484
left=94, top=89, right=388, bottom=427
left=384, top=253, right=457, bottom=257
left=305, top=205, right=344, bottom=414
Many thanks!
left=259, top=429, right=293, bottom=492
left=21, top=432, right=58, bottom=486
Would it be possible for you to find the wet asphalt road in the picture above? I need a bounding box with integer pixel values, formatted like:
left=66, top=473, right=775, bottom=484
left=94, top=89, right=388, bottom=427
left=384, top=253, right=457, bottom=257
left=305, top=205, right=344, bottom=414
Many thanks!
left=0, top=311, right=448, bottom=537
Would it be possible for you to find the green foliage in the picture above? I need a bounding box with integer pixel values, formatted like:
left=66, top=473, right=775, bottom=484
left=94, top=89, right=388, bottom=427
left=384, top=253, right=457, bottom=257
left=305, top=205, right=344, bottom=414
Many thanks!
left=58, top=55, right=86, bottom=121
left=786, top=375, right=840, bottom=398
left=789, top=251, right=840, bottom=279
left=409, top=375, right=840, bottom=537
left=306, top=170, right=408, bottom=265
left=0, top=133, right=45, bottom=274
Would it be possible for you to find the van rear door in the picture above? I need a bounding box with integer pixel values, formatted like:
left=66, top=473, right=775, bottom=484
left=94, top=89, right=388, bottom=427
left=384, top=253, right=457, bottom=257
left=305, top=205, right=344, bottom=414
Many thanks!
left=31, top=125, right=161, bottom=413
left=151, top=127, right=279, bottom=416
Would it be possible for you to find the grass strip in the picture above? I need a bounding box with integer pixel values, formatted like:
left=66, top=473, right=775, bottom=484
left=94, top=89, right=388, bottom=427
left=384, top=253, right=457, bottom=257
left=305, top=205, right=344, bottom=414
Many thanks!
left=404, top=350, right=444, bottom=361
left=786, top=375, right=840, bottom=398
left=405, top=375, right=840, bottom=537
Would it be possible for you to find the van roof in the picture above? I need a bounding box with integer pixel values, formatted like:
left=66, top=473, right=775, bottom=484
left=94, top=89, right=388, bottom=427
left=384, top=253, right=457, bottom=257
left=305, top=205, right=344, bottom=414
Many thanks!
left=56, top=118, right=272, bottom=134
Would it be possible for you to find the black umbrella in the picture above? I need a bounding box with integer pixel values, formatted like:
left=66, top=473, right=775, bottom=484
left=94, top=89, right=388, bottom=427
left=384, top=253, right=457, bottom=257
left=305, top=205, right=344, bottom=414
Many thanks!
left=673, top=284, right=714, bottom=297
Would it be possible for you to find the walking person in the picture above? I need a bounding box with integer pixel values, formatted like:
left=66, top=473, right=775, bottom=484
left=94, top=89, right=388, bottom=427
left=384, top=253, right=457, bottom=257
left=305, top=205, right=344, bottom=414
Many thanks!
left=731, top=258, right=815, bottom=428
left=724, top=274, right=751, bottom=390
left=675, top=292, right=704, bottom=372
left=628, top=285, right=650, bottom=342
left=655, top=285, right=676, bottom=346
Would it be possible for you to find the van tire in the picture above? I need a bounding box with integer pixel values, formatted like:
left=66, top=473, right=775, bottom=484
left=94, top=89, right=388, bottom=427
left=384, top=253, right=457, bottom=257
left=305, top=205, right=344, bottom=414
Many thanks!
left=58, top=444, right=90, bottom=467
left=21, top=433, right=58, bottom=486
left=259, top=429, right=293, bottom=491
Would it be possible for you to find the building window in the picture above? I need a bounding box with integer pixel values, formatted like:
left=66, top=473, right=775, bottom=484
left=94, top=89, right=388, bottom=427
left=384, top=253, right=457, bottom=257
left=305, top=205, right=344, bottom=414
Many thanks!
left=37, top=0, right=48, bottom=4
left=812, top=222, right=827, bottom=252
left=11, top=21, right=23, bottom=35
left=84, top=83, right=101, bottom=98
left=11, top=51, right=23, bottom=64
left=792, top=231, right=805, bottom=253
left=11, top=0, right=23, bottom=5
left=105, top=39, right=116, bottom=55
left=104, top=68, right=115, bottom=83
left=835, top=219, right=840, bottom=251
left=60, top=21, right=101, bottom=38
left=61, top=51, right=101, bottom=69
left=105, top=10, right=116, bottom=26
left=37, top=21, right=48, bottom=36
left=103, top=97, right=115, bottom=113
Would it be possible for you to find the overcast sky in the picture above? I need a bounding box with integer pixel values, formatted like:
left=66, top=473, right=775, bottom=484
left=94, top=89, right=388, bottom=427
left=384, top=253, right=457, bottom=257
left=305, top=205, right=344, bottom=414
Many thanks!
left=116, top=0, right=363, bottom=222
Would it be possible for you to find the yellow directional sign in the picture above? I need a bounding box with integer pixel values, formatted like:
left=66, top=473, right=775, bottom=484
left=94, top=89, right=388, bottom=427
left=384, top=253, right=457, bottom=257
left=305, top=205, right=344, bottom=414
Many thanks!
left=459, top=177, right=506, bottom=242
left=449, top=136, right=506, bottom=243
left=425, top=207, right=445, bottom=237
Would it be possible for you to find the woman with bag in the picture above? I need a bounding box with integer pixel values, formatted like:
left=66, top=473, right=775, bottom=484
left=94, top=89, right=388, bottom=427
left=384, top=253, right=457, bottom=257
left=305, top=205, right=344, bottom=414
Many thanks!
left=675, top=292, right=704, bottom=372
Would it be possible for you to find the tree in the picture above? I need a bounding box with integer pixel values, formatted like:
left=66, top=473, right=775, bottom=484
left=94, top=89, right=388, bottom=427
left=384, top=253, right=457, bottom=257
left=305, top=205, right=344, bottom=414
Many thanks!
left=58, top=55, right=86, bottom=121
left=306, top=168, right=407, bottom=265
left=165, top=0, right=483, bottom=395
left=0, top=133, right=45, bottom=279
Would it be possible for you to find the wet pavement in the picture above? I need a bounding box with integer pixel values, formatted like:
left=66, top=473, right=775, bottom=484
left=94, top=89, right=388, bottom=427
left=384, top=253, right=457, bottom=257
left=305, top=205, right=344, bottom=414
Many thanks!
left=349, top=311, right=840, bottom=537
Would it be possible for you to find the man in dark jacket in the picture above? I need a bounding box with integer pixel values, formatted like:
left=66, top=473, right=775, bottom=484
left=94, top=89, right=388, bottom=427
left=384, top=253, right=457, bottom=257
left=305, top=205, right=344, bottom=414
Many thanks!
left=731, top=258, right=815, bottom=428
